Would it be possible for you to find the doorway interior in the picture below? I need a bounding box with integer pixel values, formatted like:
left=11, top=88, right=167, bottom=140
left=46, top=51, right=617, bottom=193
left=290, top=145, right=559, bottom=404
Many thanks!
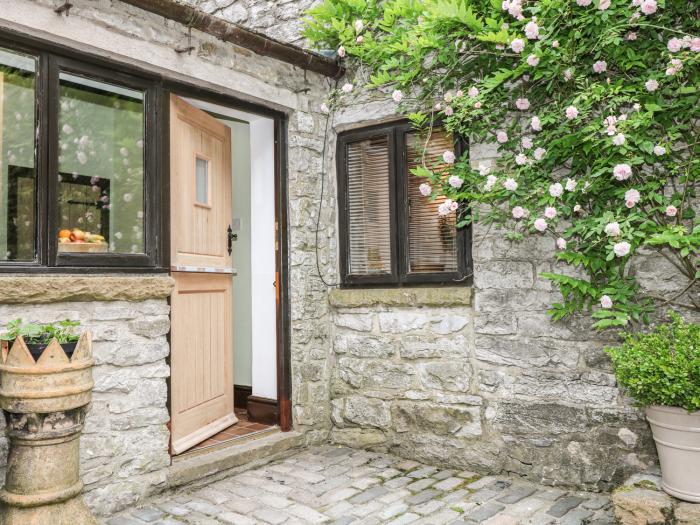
left=168, top=94, right=281, bottom=455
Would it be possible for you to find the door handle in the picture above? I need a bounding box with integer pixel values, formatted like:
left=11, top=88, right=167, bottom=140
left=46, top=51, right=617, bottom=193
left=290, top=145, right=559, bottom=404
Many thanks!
left=227, top=225, right=237, bottom=255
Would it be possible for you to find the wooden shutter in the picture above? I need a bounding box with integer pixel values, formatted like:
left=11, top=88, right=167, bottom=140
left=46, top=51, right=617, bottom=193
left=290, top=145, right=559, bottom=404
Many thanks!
left=344, top=135, right=393, bottom=276
left=405, top=129, right=459, bottom=274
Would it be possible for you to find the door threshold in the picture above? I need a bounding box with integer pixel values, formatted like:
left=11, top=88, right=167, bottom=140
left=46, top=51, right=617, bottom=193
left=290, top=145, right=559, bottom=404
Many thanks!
left=176, top=425, right=280, bottom=460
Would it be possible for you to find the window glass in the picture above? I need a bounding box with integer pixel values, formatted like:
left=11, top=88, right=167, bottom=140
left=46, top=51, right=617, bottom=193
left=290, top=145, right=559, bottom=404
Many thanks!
left=195, top=157, right=209, bottom=205
left=345, top=136, right=392, bottom=275
left=0, top=48, right=37, bottom=262
left=57, top=72, right=145, bottom=254
left=406, top=129, right=459, bottom=273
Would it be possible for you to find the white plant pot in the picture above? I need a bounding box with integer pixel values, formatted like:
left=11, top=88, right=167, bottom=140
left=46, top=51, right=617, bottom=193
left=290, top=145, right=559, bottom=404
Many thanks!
left=646, top=405, right=700, bottom=503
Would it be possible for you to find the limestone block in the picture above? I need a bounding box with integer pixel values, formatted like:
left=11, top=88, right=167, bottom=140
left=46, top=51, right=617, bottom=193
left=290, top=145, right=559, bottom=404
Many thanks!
left=391, top=401, right=481, bottom=437
left=330, top=428, right=387, bottom=448
left=418, top=362, right=471, bottom=392
left=334, top=333, right=395, bottom=359
left=399, top=334, right=470, bottom=359
left=474, top=335, right=580, bottom=370
left=676, top=502, right=700, bottom=525
left=337, top=358, right=417, bottom=390
left=492, top=402, right=589, bottom=436
left=335, top=313, right=373, bottom=332
left=378, top=311, right=430, bottom=333
left=342, top=396, right=391, bottom=429
left=611, top=488, right=673, bottom=525
left=473, top=261, right=534, bottom=290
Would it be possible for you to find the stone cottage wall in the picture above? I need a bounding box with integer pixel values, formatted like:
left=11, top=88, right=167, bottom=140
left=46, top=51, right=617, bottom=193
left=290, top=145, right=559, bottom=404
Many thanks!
left=0, top=297, right=172, bottom=514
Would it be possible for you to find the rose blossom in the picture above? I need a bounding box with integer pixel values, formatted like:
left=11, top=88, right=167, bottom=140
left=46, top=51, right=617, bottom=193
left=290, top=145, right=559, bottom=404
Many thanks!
left=576, top=0, right=592, bottom=5
left=549, top=182, right=564, bottom=197
left=593, top=60, right=607, bottom=73
left=524, top=21, right=539, bottom=40
left=448, top=176, right=463, bottom=188
left=534, top=218, right=548, bottom=232
left=625, top=188, right=641, bottom=208
left=645, top=79, right=659, bottom=92
left=613, top=163, right=632, bottom=181
left=654, top=145, right=666, bottom=156
left=479, top=164, right=491, bottom=176
left=443, top=151, right=456, bottom=164
left=640, top=0, right=657, bottom=14
left=552, top=40, right=560, bottom=48
left=419, top=183, right=432, bottom=196
left=510, top=38, right=525, bottom=53
left=665, top=205, right=678, bottom=217
left=515, top=98, right=530, bottom=110
left=496, top=131, right=508, bottom=143
left=556, top=237, right=567, bottom=250
left=444, top=106, right=454, bottom=116
left=544, top=206, right=557, bottom=219
left=626, top=32, right=638, bottom=41
left=691, top=38, right=700, bottom=52
left=337, top=46, right=346, bottom=58
left=614, top=241, right=631, bottom=257
left=515, top=154, right=528, bottom=166
left=444, top=92, right=454, bottom=103
left=600, top=295, right=613, bottom=309
left=564, top=68, right=573, bottom=81
left=534, top=147, right=546, bottom=161
left=512, top=206, right=526, bottom=219
left=474, top=102, right=482, bottom=109
left=356, top=35, right=364, bottom=43
left=598, top=0, right=611, bottom=9
left=341, top=83, right=353, bottom=93
left=468, top=86, right=479, bottom=98
left=531, top=116, right=542, bottom=131
left=565, top=178, right=577, bottom=191
left=392, top=90, right=403, bottom=103
left=504, top=178, right=518, bottom=191
left=565, top=106, right=579, bottom=120
left=354, top=19, right=364, bottom=32
left=612, top=133, right=626, bottom=146
left=527, top=54, right=540, bottom=67
left=574, top=204, right=582, bottom=213
left=485, top=175, right=498, bottom=190
left=668, top=38, right=683, bottom=53
left=522, top=137, right=533, bottom=149
left=605, top=222, right=621, bottom=236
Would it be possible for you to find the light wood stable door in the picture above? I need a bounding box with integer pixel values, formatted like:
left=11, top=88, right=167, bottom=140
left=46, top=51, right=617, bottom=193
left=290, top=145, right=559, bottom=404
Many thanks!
left=169, top=95, right=235, bottom=455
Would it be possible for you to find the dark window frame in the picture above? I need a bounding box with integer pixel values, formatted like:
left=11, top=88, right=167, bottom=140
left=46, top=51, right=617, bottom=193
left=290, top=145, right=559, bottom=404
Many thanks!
left=337, top=120, right=472, bottom=287
left=0, top=37, right=163, bottom=272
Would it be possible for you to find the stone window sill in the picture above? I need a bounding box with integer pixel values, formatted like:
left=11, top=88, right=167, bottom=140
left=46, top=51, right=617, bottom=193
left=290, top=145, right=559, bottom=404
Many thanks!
left=0, top=274, right=175, bottom=304
left=328, top=287, right=472, bottom=308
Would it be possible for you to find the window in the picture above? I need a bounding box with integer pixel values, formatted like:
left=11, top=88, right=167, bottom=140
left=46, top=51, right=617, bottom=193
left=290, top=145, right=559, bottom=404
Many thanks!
left=337, top=121, right=471, bottom=286
left=0, top=42, right=160, bottom=271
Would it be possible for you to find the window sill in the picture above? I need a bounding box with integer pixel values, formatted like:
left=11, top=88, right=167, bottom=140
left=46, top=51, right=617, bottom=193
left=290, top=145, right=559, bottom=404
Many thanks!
left=0, top=274, right=175, bottom=304
left=328, top=287, right=472, bottom=308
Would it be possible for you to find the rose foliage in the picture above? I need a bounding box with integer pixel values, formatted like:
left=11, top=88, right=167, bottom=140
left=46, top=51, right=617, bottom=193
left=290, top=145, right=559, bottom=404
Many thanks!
left=305, top=0, right=700, bottom=328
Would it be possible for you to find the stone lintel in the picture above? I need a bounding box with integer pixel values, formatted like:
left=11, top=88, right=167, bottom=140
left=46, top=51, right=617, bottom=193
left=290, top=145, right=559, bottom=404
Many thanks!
left=328, top=287, right=472, bottom=308
left=0, top=274, right=175, bottom=304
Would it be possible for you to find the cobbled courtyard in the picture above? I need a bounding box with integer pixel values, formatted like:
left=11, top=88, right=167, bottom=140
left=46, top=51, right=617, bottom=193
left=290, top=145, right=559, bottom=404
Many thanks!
left=105, top=446, right=614, bottom=525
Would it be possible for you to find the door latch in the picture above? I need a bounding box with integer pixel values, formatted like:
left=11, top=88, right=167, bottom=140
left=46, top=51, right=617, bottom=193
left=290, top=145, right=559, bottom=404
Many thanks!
left=227, top=225, right=237, bottom=255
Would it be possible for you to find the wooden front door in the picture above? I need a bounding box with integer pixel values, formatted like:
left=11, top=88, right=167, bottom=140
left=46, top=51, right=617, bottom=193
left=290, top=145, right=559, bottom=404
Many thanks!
left=169, top=95, right=235, bottom=454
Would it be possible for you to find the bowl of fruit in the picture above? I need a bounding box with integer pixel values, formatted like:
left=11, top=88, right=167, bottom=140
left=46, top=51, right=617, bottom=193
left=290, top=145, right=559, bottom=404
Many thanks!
left=57, top=228, right=108, bottom=253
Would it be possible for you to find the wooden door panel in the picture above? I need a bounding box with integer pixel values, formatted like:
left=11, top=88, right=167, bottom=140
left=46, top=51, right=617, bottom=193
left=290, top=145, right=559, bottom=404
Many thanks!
left=170, top=272, right=235, bottom=454
left=169, top=95, right=235, bottom=454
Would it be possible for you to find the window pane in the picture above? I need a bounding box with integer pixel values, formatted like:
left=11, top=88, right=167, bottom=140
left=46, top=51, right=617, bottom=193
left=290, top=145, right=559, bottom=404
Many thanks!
left=406, top=129, right=459, bottom=273
left=0, top=48, right=37, bottom=262
left=57, top=72, right=145, bottom=254
left=345, top=136, right=392, bottom=275
left=195, top=157, right=208, bottom=204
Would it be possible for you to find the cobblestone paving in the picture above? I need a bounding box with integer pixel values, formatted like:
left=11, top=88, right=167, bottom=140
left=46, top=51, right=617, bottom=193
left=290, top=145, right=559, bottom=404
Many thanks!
left=105, top=446, right=614, bottom=525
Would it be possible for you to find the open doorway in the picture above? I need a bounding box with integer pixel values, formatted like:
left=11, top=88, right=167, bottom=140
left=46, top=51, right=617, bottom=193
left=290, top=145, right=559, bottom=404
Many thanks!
left=168, top=94, right=280, bottom=455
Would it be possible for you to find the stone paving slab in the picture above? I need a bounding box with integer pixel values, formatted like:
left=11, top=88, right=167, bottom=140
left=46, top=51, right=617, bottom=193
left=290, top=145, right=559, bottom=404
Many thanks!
left=105, top=446, right=614, bottom=525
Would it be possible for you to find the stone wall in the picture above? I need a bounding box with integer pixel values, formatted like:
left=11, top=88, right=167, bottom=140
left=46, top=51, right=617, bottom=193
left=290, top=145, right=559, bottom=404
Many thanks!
left=0, top=298, right=171, bottom=515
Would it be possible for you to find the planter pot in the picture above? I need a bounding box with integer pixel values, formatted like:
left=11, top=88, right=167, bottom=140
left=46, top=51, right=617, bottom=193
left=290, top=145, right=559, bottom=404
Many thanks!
left=646, top=405, right=700, bottom=503
left=22, top=341, right=77, bottom=362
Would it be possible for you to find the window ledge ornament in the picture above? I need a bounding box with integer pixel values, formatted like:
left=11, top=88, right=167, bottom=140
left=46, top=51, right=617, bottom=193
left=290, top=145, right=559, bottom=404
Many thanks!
left=328, top=287, right=472, bottom=308
left=0, top=275, right=174, bottom=304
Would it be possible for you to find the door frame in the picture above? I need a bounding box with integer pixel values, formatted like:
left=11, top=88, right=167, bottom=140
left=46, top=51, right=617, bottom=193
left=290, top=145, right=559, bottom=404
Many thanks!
left=160, top=84, right=293, bottom=436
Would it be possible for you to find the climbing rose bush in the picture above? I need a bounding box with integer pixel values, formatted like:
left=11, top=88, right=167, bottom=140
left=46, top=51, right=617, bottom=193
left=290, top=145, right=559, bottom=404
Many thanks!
left=305, top=0, right=700, bottom=328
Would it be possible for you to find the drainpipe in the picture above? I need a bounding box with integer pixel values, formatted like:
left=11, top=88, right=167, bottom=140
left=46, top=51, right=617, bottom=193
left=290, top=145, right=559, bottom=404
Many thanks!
left=118, top=0, right=344, bottom=79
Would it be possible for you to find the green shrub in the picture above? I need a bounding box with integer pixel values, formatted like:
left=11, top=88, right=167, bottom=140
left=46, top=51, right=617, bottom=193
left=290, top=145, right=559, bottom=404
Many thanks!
left=606, top=313, right=700, bottom=412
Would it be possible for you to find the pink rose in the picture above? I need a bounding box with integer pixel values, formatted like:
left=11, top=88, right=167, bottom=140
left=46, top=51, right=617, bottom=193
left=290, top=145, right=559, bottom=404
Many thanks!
left=613, top=163, right=632, bottom=181
left=653, top=145, right=666, bottom=156
left=556, top=237, right=567, bottom=250
left=531, top=116, right=542, bottom=131
left=512, top=206, right=526, bottom=219
left=665, top=205, right=678, bottom=217
left=640, top=0, right=657, bottom=14
left=544, top=206, right=557, bottom=219
left=419, top=183, right=432, bottom=196
left=600, top=295, right=613, bottom=309
left=565, top=178, right=577, bottom=191
left=598, top=0, right=611, bottom=9
left=392, top=90, right=403, bottom=103
left=577, top=0, right=592, bottom=5
left=443, top=151, right=456, bottom=164
left=668, top=38, right=683, bottom=53
left=534, top=218, right=548, bottom=232
left=691, top=38, right=700, bottom=52
left=337, top=46, right=346, bottom=58
left=515, top=98, right=530, bottom=110
left=645, top=79, right=659, bottom=92
left=527, top=54, right=540, bottom=67
left=444, top=106, right=454, bottom=116
left=613, top=241, right=631, bottom=257
left=612, top=133, right=625, bottom=146
left=565, top=106, right=579, bottom=120
left=485, top=175, right=497, bottom=190
left=564, top=68, right=574, bottom=81
left=341, top=83, right=353, bottom=93
left=605, top=222, right=621, bottom=236
left=625, top=188, right=641, bottom=207
left=504, top=178, right=518, bottom=191
left=521, top=137, right=533, bottom=149
left=549, top=183, right=564, bottom=197
left=626, top=32, right=637, bottom=41
left=468, top=86, right=479, bottom=98
left=592, top=60, right=607, bottom=74
left=510, top=38, right=525, bottom=53
left=525, top=21, right=539, bottom=40
left=354, top=19, right=364, bottom=32
left=356, top=35, right=364, bottom=43
left=515, top=154, right=528, bottom=166
left=574, top=204, right=582, bottom=213
left=496, top=131, right=509, bottom=144
left=533, top=147, right=546, bottom=161
left=474, top=102, right=482, bottom=109
left=448, top=176, right=463, bottom=188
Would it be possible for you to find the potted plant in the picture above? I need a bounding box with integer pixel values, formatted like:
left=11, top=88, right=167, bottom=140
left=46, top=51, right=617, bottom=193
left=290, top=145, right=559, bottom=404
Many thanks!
left=606, top=312, right=700, bottom=503
left=0, top=318, right=81, bottom=361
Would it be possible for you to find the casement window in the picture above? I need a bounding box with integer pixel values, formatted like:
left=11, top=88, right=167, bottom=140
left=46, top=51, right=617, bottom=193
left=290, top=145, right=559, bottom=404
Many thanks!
left=0, top=43, right=161, bottom=271
left=337, top=121, right=471, bottom=286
